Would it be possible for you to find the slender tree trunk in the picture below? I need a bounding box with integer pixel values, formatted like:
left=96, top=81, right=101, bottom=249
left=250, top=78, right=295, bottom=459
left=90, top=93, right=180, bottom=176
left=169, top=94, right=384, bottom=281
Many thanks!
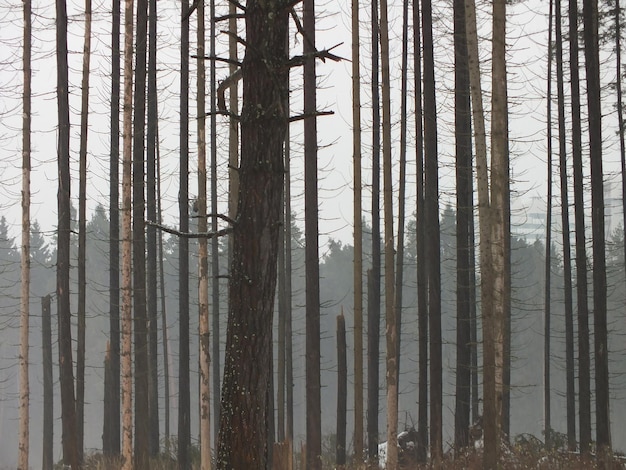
left=394, top=0, right=409, bottom=410
left=367, top=0, right=381, bottom=459
left=216, top=0, right=289, bottom=465
left=569, top=0, right=591, bottom=451
left=454, top=0, right=472, bottom=447
left=105, top=0, right=121, bottom=455
left=76, top=0, right=92, bottom=459
left=583, top=0, right=611, bottom=452
left=133, top=0, right=149, bottom=464
left=303, top=0, right=321, bottom=467
left=18, top=0, right=31, bottom=466
left=351, top=0, right=364, bottom=459
left=555, top=0, right=576, bottom=449
left=422, top=0, right=443, bottom=461
left=544, top=0, right=554, bottom=446
left=619, top=0, right=626, bottom=291
left=146, top=0, right=159, bottom=455
left=197, top=2, right=212, bottom=468
left=179, top=1, right=191, bottom=467
left=413, top=0, right=428, bottom=460
left=42, top=295, right=53, bottom=470
left=56, top=0, right=80, bottom=464
left=120, top=0, right=134, bottom=467
left=336, top=313, right=347, bottom=467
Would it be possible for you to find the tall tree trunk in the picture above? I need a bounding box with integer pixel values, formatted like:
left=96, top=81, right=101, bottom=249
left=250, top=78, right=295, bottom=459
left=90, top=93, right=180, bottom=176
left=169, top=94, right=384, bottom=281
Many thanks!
left=56, top=0, right=80, bottom=464
left=42, top=295, right=53, bottom=470
left=336, top=313, right=347, bottom=466
left=303, top=0, right=321, bottom=467
left=413, top=0, right=428, bottom=460
left=133, top=0, right=149, bottom=464
left=197, top=2, right=212, bottom=468
left=569, top=0, right=591, bottom=451
left=121, top=0, right=134, bottom=467
left=583, top=0, right=611, bottom=452
left=422, top=0, right=442, bottom=461
left=351, top=0, right=364, bottom=459
left=216, top=0, right=289, bottom=465
left=76, top=0, right=92, bottom=459
left=146, top=0, right=160, bottom=454
left=619, top=0, right=626, bottom=291
left=105, top=0, right=121, bottom=455
left=19, top=0, right=31, bottom=466
left=394, top=0, right=409, bottom=410
left=454, top=0, right=472, bottom=447
left=544, top=0, right=554, bottom=446
left=555, top=0, right=576, bottom=449
left=367, top=0, right=381, bottom=459
left=485, top=0, right=510, bottom=463
left=178, top=1, right=191, bottom=467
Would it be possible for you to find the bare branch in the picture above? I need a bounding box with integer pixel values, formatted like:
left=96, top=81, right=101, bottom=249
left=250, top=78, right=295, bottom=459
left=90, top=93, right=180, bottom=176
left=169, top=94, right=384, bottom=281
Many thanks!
left=191, top=55, right=243, bottom=67
left=215, top=13, right=246, bottom=22
left=289, top=110, right=334, bottom=122
left=182, top=0, right=200, bottom=22
left=146, top=220, right=233, bottom=239
left=225, top=0, right=246, bottom=13
left=218, top=68, right=243, bottom=112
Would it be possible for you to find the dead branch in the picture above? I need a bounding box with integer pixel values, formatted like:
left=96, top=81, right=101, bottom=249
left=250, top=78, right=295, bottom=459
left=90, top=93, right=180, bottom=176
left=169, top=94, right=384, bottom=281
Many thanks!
left=218, top=68, right=243, bottom=112
left=289, top=110, right=334, bottom=122
left=146, top=220, right=233, bottom=239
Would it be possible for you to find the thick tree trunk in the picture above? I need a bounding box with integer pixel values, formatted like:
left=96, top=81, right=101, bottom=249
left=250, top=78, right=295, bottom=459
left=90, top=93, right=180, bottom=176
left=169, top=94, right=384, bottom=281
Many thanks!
left=104, top=0, right=121, bottom=455
left=583, top=0, right=611, bottom=452
left=120, top=0, right=134, bottom=467
left=56, top=0, right=80, bottom=465
left=197, top=2, right=212, bottom=468
left=453, top=0, right=472, bottom=448
left=216, top=0, right=289, bottom=466
left=19, top=0, right=31, bottom=467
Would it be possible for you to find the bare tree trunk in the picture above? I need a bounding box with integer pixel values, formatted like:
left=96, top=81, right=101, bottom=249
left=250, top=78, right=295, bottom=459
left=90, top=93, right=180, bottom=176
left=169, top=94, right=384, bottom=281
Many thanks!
left=555, top=0, right=576, bottom=449
left=303, top=0, right=321, bottom=466
left=380, top=0, right=398, bottom=462
left=216, top=0, right=289, bottom=465
left=336, top=313, right=347, bottom=467
left=413, top=0, right=428, bottom=460
left=422, top=0, right=442, bottom=461
left=351, top=0, right=364, bottom=459
left=42, top=295, right=53, bottom=470
left=544, top=0, right=554, bottom=446
left=76, top=0, right=92, bottom=459
left=568, top=0, right=591, bottom=452
left=56, top=0, right=80, bottom=464
left=178, top=1, right=191, bottom=467
left=197, top=2, right=212, bottom=468
left=120, top=0, right=134, bottom=466
left=583, top=0, right=611, bottom=452
left=619, top=0, right=626, bottom=292
left=453, top=0, right=472, bottom=447
left=18, top=0, right=31, bottom=466
left=104, top=0, right=121, bottom=455
left=367, top=0, right=381, bottom=459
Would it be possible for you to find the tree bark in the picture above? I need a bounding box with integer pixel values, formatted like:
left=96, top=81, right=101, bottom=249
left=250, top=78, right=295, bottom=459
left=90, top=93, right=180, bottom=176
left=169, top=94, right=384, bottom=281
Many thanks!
left=19, top=0, right=31, bottom=466
left=336, top=313, right=347, bottom=467
left=42, top=295, right=53, bottom=470
left=454, top=0, right=472, bottom=447
left=351, top=0, right=364, bottom=459
left=216, top=0, right=289, bottom=466
left=56, top=0, right=80, bottom=464
left=583, top=0, right=611, bottom=452
left=104, top=0, right=121, bottom=455
left=76, top=0, right=92, bottom=459
left=120, top=0, right=134, bottom=467
left=197, top=1, right=212, bottom=467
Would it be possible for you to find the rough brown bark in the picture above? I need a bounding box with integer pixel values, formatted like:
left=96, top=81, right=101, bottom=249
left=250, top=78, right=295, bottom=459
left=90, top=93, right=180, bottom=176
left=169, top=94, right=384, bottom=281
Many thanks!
left=336, top=313, right=347, bottom=466
left=42, top=296, right=53, bottom=470
left=216, top=0, right=289, bottom=466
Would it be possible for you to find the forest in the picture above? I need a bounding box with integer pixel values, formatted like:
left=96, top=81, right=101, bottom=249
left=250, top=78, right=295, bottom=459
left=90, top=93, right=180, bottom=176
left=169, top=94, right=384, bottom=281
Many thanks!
left=2, top=0, right=626, bottom=467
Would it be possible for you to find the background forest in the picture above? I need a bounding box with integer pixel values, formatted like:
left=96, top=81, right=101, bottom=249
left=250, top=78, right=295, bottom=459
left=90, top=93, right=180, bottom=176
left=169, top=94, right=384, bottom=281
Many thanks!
left=2, top=0, right=626, bottom=467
